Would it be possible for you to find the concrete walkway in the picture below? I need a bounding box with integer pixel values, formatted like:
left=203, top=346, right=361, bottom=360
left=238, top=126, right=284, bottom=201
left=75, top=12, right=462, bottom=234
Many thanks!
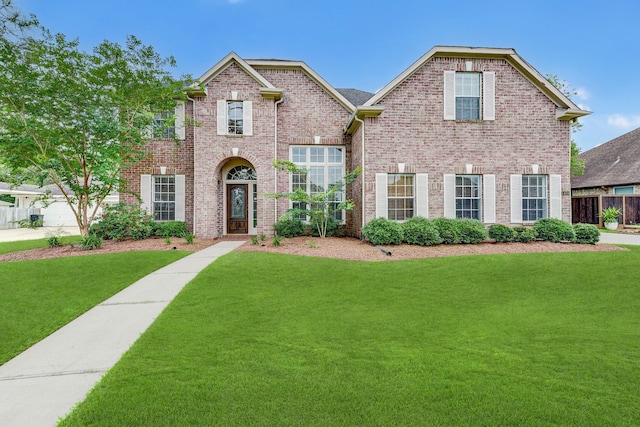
left=0, top=226, right=81, bottom=242
left=0, top=240, right=246, bottom=427
left=598, top=231, right=640, bottom=245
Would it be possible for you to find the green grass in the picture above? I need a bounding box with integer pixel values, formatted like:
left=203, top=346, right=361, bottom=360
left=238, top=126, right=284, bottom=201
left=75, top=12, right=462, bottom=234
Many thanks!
left=0, top=235, right=82, bottom=255
left=0, top=251, right=189, bottom=364
left=61, top=248, right=640, bottom=426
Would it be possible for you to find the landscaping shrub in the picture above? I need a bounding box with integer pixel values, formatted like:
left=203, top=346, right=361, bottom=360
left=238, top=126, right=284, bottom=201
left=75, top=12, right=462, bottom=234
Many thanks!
left=308, top=215, right=341, bottom=237
left=432, top=218, right=463, bottom=244
left=362, top=217, right=403, bottom=245
left=80, top=234, right=103, bottom=250
left=458, top=218, right=488, bottom=244
left=90, top=203, right=154, bottom=241
left=573, top=223, right=600, bottom=244
left=274, top=216, right=306, bottom=238
left=488, top=224, right=515, bottom=242
left=513, top=226, right=536, bottom=243
left=402, top=216, right=443, bottom=246
left=533, top=218, right=576, bottom=243
left=153, top=221, right=188, bottom=238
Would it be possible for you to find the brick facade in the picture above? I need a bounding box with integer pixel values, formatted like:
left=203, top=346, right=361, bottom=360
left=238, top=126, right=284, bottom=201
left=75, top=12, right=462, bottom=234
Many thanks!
left=122, top=47, right=587, bottom=239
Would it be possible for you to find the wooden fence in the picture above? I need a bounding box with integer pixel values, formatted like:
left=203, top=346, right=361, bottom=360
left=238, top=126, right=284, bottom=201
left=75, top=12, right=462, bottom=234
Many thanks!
left=0, top=207, right=41, bottom=229
left=571, top=194, right=640, bottom=226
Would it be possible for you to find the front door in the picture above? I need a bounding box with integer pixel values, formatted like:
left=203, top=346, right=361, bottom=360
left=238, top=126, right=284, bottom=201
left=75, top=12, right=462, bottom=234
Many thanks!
left=227, top=184, right=248, bottom=234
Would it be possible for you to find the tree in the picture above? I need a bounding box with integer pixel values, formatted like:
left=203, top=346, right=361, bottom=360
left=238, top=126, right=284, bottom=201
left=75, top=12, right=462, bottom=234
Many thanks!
left=0, top=6, right=190, bottom=235
left=546, top=74, right=585, bottom=177
left=266, top=160, right=361, bottom=238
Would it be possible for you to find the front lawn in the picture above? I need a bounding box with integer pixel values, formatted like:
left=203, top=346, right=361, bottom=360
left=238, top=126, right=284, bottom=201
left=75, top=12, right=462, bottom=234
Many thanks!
left=0, top=251, right=189, bottom=364
left=60, top=248, right=640, bottom=426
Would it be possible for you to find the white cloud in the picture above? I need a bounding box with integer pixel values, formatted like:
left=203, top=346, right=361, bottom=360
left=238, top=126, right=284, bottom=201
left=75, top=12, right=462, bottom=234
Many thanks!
left=575, top=87, right=590, bottom=100
left=607, top=114, right=640, bottom=128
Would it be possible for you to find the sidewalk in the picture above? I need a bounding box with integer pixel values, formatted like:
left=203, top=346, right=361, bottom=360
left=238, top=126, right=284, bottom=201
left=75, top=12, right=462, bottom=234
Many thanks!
left=597, top=231, right=640, bottom=245
left=0, top=226, right=81, bottom=242
left=0, top=240, right=246, bottom=427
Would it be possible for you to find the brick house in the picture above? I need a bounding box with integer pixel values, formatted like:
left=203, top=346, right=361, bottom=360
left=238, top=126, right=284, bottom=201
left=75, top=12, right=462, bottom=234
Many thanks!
left=121, top=46, right=589, bottom=238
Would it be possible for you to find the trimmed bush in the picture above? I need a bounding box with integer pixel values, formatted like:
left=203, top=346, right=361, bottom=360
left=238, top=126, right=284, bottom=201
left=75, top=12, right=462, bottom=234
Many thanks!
left=488, top=224, right=515, bottom=242
left=274, top=217, right=306, bottom=238
left=402, top=216, right=443, bottom=246
left=90, top=203, right=154, bottom=241
left=154, top=221, right=188, bottom=238
left=362, top=217, right=403, bottom=245
left=513, top=226, right=536, bottom=243
left=573, top=223, right=600, bottom=244
left=533, top=218, right=576, bottom=243
left=432, top=218, right=463, bottom=244
left=458, top=218, right=488, bottom=244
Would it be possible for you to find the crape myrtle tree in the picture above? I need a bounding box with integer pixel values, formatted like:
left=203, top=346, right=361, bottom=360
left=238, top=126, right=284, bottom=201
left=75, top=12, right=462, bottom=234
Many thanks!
left=546, top=73, right=586, bottom=177
left=266, top=160, right=361, bottom=238
left=0, top=1, right=191, bottom=236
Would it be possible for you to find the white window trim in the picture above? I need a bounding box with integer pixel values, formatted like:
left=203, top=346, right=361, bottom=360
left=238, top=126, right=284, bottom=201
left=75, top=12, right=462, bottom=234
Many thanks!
left=217, top=99, right=253, bottom=136
left=140, top=174, right=185, bottom=221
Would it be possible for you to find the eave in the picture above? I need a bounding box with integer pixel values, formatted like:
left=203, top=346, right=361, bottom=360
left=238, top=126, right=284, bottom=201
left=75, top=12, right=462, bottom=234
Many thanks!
left=344, top=105, right=385, bottom=135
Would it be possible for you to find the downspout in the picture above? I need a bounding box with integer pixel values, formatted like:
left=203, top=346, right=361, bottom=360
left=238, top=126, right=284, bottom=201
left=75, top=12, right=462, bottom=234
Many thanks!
left=274, top=96, right=284, bottom=234
left=186, top=94, right=196, bottom=235
left=352, top=114, right=365, bottom=239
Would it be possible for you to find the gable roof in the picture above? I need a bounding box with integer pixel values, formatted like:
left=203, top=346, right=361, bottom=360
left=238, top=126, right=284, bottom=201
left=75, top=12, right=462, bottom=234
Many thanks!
left=336, top=88, right=375, bottom=107
left=571, top=127, right=640, bottom=189
left=364, top=46, right=590, bottom=120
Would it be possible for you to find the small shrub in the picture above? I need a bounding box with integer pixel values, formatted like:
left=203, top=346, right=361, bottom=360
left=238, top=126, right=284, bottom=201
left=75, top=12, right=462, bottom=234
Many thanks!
left=513, top=226, right=536, bottom=243
left=47, top=236, right=61, bottom=248
left=184, top=233, right=195, bottom=244
left=533, top=218, right=576, bottom=243
left=164, top=236, right=172, bottom=245
left=458, top=218, right=488, bottom=244
left=432, top=218, right=463, bottom=244
left=573, top=223, right=600, bottom=244
left=309, top=215, right=341, bottom=237
left=274, top=217, right=306, bottom=238
left=259, top=233, right=266, bottom=242
left=90, top=203, right=154, bottom=241
left=154, top=221, right=188, bottom=238
left=362, top=217, right=403, bottom=245
left=80, top=234, right=103, bottom=250
left=488, top=224, right=515, bottom=242
left=250, top=235, right=260, bottom=245
left=272, top=236, right=282, bottom=247
left=308, top=240, right=317, bottom=249
left=402, top=216, right=443, bottom=246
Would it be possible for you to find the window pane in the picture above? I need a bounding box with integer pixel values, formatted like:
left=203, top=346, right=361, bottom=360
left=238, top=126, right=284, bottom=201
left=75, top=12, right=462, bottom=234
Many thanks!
left=310, top=147, right=324, bottom=163
left=455, top=174, right=481, bottom=221
left=227, top=101, right=243, bottom=134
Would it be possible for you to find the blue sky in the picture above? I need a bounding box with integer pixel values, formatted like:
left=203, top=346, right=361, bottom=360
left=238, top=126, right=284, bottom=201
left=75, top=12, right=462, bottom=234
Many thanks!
left=13, top=0, right=640, bottom=151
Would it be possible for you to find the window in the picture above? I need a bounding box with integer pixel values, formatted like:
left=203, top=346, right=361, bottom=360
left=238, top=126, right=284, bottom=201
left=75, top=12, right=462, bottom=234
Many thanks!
left=455, top=175, right=482, bottom=220
left=153, top=175, right=175, bottom=221
left=522, top=175, right=547, bottom=221
left=153, top=111, right=175, bottom=139
left=226, top=165, right=257, bottom=181
left=227, top=101, right=243, bottom=134
left=614, top=186, right=634, bottom=194
left=456, top=72, right=481, bottom=120
left=387, top=174, right=414, bottom=221
left=290, top=146, right=345, bottom=221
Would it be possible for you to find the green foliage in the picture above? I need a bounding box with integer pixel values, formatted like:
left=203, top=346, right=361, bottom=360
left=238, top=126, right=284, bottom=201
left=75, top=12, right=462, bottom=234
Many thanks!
left=533, top=218, right=576, bottom=243
left=0, top=18, right=192, bottom=236
left=46, top=236, right=61, bottom=248
left=90, top=203, right=154, bottom=241
left=573, top=223, right=600, bottom=244
left=184, top=233, right=195, bottom=244
left=488, top=224, right=515, bottom=242
left=458, top=218, right=488, bottom=244
left=513, top=226, right=537, bottom=243
left=250, top=235, right=260, bottom=245
left=401, top=216, right=443, bottom=246
left=431, top=218, right=463, bottom=244
left=274, top=215, right=306, bottom=238
left=309, top=215, right=341, bottom=237
left=79, top=234, right=103, bottom=250
left=362, top=217, right=403, bottom=245
left=265, top=160, right=360, bottom=238
left=153, top=221, right=187, bottom=238
left=0, top=193, right=14, bottom=204
left=601, top=206, right=622, bottom=224
left=272, top=235, right=282, bottom=247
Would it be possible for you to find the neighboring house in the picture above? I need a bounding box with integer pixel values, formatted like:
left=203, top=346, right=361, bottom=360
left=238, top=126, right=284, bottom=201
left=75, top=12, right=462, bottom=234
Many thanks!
left=0, top=182, right=119, bottom=227
left=571, top=127, right=640, bottom=196
left=121, top=46, right=589, bottom=238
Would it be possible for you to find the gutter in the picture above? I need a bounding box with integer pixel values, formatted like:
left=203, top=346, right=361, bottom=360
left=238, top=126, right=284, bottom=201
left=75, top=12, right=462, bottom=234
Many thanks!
left=274, top=96, right=284, bottom=234
left=186, top=94, right=196, bottom=234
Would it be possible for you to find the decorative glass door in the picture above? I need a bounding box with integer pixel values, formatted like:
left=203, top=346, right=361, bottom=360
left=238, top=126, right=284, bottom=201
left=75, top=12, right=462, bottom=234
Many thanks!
left=227, top=184, right=248, bottom=234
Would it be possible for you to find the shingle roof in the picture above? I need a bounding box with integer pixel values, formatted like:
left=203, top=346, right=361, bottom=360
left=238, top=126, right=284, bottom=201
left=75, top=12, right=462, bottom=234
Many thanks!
left=571, top=127, right=640, bottom=189
left=336, top=88, right=375, bottom=107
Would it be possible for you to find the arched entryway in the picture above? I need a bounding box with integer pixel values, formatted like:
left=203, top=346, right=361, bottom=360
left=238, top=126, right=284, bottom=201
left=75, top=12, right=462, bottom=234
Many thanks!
left=223, top=160, right=257, bottom=235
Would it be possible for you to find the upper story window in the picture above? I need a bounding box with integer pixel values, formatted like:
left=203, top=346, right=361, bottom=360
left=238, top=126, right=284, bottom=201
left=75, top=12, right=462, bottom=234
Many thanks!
left=153, top=111, right=175, bottom=140
left=455, top=72, right=481, bottom=120
left=227, top=101, right=243, bottom=134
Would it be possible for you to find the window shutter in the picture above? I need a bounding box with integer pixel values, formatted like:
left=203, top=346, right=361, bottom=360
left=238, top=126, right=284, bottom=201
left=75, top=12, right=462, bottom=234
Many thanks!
left=549, top=174, right=562, bottom=219
left=415, top=173, right=429, bottom=218
left=443, top=71, right=456, bottom=120
left=243, top=101, right=253, bottom=136
left=175, top=102, right=185, bottom=140
left=217, top=99, right=226, bottom=135
left=375, top=173, right=388, bottom=219
left=175, top=174, right=186, bottom=221
left=483, top=71, right=496, bottom=121
left=443, top=174, right=456, bottom=218
left=483, top=174, right=496, bottom=223
left=510, top=174, right=522, bottom=223
left=140, top=175, right=152, bottom=215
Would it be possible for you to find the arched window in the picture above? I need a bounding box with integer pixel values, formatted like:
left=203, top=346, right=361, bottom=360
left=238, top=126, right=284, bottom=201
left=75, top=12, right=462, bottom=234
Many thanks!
left=226, top=166, right=257, bottom=181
